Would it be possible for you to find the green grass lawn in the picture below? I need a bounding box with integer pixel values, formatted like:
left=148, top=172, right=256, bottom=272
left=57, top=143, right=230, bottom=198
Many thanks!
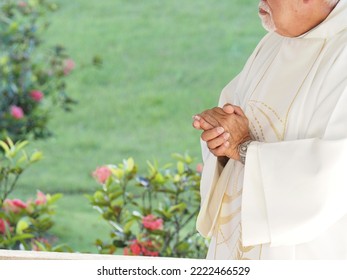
left=12, top=0, right=265, bottom=253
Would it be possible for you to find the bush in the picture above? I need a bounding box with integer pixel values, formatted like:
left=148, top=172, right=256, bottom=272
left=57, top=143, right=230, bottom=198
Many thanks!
left=0, top=138, right=69, bottom=251
left=0, top=0, right=76, bottom=141
left=88, top=154, right=208, bottom=258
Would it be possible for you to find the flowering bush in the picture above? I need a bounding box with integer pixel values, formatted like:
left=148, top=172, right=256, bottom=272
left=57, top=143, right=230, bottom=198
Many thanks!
left=88, top=154, right=208, bottom=258
left=0, top=191, right=65, bottom=250
left=0, top=137, right=69, bottom=251
left=0, top=0, right=76, bottom=141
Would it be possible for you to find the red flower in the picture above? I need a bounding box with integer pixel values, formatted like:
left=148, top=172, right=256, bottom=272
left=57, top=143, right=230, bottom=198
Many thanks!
left=142, top=214, right=163, bottom=231
left=129, top=239, right=142, bottom=255
left=92, top=166, right=112, bottom=184
left=125, top=239, right=160, bottom=257
left=0, top=219, right=10, bottom=235
left=3, top=198, right=27, bottom=213
left=10, top=105, right=24, bottom=119
left=30, top=90, right=44, bottom=102
left=35, top=191, right=47, bottom=205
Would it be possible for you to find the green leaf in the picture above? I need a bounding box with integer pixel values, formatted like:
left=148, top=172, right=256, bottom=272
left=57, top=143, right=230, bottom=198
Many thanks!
left=15, top=140, right=29, bottom=152
left=47, top=193, right=63, bottom=204
left=10, top=234, right=34, bottom=243
left=155, top=209, right=172, bottom=220
left=0, top=140, right=10, bottom=155
left=109, top=191, right=123, bottom=201
left=123, top=220, right=134, bottom=233
left=111, top=168, right=124, bottom=179
left=153, top=173, right=165, bottom=184
left=30, top=151, right=43, bottom=163
left=177, top=161, right=185, bottom=175
left=93, top=191, right=105, bottom=202
left=132, top=211, right=143, bottom=219
left=32, top=240, right=48, bottom=251
left=16, top=218, right=30, bottom=234
left=171, top=153, right=185, bottom=162
left=109, top=221, right=124, bottom=233
left=146, top=160, right=157, bottom=175
left=169, top=202, right=187, bottom=213
left=176, top=241, right=190, bottom=252
left=17, top=151, right=29, bottom=165
left=126, top=158, right=135, bottom=172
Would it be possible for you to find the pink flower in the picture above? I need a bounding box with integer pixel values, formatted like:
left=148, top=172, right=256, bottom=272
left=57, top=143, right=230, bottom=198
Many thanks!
left=3, top=198, right=27, bottom=213
left=35, top=191, right=47, bottom=205
left=63, top=59, right=75, bottom=75
left=196, top=163, right=204, bottom=173
left=10, top=105, right=24, bottom=119
left=0, top=219, right=10, bottom=235
left=142, top=214, right=163, bottom=231
left=30, top=90, right=44, bottom=102
left=92, top=166, right=112, bottom=184
left=18, top=1, right=27, bottom=7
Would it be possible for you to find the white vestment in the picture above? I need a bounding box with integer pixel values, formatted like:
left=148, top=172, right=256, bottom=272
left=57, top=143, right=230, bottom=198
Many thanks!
left=196, top=1, right=347, bottom=259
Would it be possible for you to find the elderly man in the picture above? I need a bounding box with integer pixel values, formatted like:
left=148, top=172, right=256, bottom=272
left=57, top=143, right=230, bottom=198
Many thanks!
left=193, top=0, right=347, bottom=259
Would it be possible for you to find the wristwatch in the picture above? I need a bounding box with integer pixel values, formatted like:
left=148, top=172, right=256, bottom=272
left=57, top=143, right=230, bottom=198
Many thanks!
left=238, top=140, right=253, bottom=165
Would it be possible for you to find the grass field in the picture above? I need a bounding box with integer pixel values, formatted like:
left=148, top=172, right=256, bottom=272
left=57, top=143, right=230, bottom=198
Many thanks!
left=13, top=0, right=265, bottom=253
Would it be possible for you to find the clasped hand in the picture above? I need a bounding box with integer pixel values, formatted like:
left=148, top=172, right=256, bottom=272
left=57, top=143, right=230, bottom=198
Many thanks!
left=192, top=104, right=251, bottom=162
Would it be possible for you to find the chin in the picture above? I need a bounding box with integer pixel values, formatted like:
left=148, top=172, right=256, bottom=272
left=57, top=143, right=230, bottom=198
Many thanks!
left=259, top=14, right=276, bottom=32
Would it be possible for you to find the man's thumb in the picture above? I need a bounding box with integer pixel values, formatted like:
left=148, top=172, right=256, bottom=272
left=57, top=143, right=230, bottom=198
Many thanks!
left=222, top=103, right=235, bottom=114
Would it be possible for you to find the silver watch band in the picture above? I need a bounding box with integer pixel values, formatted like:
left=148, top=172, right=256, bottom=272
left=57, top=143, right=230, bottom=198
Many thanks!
left=238, top=140, right=253, bottom=165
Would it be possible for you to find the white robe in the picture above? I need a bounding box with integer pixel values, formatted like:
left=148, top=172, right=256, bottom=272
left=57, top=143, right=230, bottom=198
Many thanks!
left=196, top=1, right=347, bottom=259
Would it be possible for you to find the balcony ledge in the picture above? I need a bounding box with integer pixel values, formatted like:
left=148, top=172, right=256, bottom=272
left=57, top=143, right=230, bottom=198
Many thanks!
left=0, top=249, right=153, bottom=260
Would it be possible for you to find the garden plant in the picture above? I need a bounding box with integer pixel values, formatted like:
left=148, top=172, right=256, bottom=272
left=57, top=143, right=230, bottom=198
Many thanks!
left=88, top=154, right=208, bottom=258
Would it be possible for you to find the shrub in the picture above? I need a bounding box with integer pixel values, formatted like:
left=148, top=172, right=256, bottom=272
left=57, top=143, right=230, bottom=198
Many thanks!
left=0, top=0, right=76, bottom=141
left=88, top=154, right=208, bottom=258
left=0, top=137, right=69, bottom=251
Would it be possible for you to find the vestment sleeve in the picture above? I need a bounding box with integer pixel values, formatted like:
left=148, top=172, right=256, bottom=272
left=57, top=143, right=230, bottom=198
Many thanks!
left=196, top=77, right=239, bottom=237
left=196, top=34, right=272, bottom=237
left=242, top=86, right=347, bottom=247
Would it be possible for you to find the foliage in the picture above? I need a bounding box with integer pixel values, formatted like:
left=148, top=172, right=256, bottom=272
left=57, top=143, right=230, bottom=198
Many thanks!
left=88, top=154, right=208, bottom=258
left=0, top=137, right=42, bottom=203
left=0, top=191, right=68, bottom=251
left=0, top=0, right=76, bottom=141
left=0, top=137, right=70, bottom=251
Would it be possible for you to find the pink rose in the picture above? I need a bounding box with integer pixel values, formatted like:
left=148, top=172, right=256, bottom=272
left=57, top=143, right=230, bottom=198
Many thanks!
left=92, top=166, right=112, bottom=184
left=142, top=214, right=163, bottom=231
left=3, top=198, right=27, bottom=213
left=30, top=90, right=44, bottom=102
left=0, top=219, right=10, bottom=235
left=63, top=59, right=75, bottom=75
left=10, top=105, right=24, bottom=119
left=35, top=191, right=47, bottom=205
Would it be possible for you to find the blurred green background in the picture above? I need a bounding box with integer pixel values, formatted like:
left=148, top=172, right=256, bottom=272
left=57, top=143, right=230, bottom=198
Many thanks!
left=13, top=0, right=265, bottom=253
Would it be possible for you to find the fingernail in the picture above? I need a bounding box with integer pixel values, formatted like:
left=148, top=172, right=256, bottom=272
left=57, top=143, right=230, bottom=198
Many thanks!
left=217, top=127, right=224, bottom=134
left=193, top=115, right=201, bottom=121
left=224, top=141, right=230, bottom=147
left=223, top=133, right=230, bottom=140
